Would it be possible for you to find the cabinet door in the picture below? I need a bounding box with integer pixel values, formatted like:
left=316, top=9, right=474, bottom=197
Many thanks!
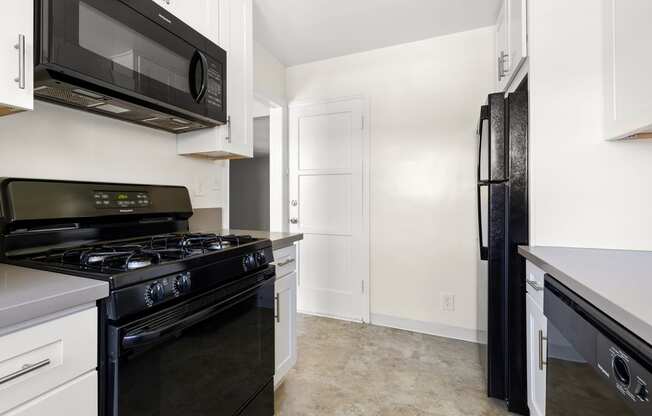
left=223, top=0, right=254, bottom=158
left=604, top=0, right=652, bottom=140
left=526, top=293, right=547, bottom=416
left=4, top=372, right=97, bottom=416
left=508, top=0, right=527, bottom=75
left=496, top=3, right=510, bottom=91
left=0, top=1, right=33, bottom=113
left=274, top=272, right=297, bottom=387
left=176, top=0, right=253, bottom=159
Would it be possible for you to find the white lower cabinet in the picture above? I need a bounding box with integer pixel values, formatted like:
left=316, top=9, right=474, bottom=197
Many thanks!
left=273, top=244, right=298, bottom=387
left=3, top=371, right=97, bottom=416
left=526, top=292, right=547, bottom=416
left=0, top=307, right=97, bottom=416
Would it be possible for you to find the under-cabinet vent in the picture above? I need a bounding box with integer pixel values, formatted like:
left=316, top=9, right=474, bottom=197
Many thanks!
left=34, top=86, right=105, bottom=108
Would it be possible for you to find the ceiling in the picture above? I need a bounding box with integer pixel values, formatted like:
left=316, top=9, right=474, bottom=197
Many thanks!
left=253, top=0, right=502, bottom=66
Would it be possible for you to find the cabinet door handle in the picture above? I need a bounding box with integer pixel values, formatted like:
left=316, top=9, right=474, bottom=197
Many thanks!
left=14, top=34, right=26, bottom=90
left=538, top=330, right=548, bottom=370
left=225, top=116, right=232, bottom=143
left=277, top=258, right=295, bottom=267
left=290, top=218, right=298, bottom=224
left=527, top=279, right=543, bottom=291
left=498, top=51, right=509, bottom=80
left=275, top=294, right=280, bottom=323
left=0, top=359, right=51, bottom=385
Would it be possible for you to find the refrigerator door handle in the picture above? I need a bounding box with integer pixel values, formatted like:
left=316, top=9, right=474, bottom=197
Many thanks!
left=477, top=105, right=490, bottom=183
left=477, top=183, right=488, bottom=261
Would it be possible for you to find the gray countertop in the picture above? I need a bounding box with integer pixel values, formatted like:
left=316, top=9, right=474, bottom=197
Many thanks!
left=0, top=264, right=109, bottom=331
left=518, top=246, right=652, bottom=345
left=218, top=229, right=303, bottom=250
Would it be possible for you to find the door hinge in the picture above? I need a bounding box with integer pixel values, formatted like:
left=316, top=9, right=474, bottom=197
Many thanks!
left=361, top=115, right=365, bottom=130
left=361, top=280, right=365, bottom=294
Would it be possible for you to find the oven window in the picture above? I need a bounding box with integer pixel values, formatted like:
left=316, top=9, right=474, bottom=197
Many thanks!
left=78, top=1, right=189, bottom=93
left=109, top=281, right=274, bottom=416
left=546, top=322, right=636, bottom=416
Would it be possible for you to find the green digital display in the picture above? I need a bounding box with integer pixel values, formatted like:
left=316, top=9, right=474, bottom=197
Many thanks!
left=116, top=194, right=129, bottom=200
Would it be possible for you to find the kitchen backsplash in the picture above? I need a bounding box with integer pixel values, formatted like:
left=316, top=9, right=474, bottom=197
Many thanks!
left=0, top=101, right=226, bottom=209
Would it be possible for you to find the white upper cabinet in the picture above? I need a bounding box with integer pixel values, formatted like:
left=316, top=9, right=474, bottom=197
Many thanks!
left=496, top=4, right=510, bottom=91
left=604, top=0, right=652, bottom=140
left=0, top=1, right=33, bottom=115
left=154, top=0, right=222, bottom=46
left=509, top=0, right=527, bottom=75
left=495, top=0, right=528, bottom=92
left=177, top=0, right=254, bottom=159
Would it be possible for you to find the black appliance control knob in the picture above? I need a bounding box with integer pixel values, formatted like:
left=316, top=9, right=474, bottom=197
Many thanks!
left=174, top=272, right=192, bottom=295
left=613, top=356, right=631, bottom=386
left=256, top=251, right=266, bottom=264
left=243, top=254, right=257, bottom=271
left=145, top=282, right=165, bottom=306
left=636, top=383, right=649, bottom=401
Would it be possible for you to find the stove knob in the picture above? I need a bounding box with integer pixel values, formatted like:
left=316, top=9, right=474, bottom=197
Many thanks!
left=243, top=254, right=256, bottom=271
left=256, top=251, right=266, bottom=264
left=636, top=383, right=649, bottom=401
left=145, top=282, right=165, bottom=306
left=613, top=356, right=631, bottom=386
left=174, top=273, right=192, bottom=295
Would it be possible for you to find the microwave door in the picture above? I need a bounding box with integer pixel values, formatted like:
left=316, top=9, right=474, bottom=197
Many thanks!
left=39, top=0, right=226, bottom=128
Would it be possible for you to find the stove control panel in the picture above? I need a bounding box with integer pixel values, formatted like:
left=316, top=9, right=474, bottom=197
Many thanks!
left=93, top=190, right=151, bottom=209
left=243, top=250, right=268, bottom=272
left=144, top=273, right=193, bottom=307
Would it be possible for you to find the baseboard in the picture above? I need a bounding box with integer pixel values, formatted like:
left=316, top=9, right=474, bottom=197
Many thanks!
left=370, top=313, right=481, bottom=344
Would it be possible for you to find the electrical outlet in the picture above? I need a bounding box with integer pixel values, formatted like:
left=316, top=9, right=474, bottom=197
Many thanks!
left=441, top=293, right=455, bottom=312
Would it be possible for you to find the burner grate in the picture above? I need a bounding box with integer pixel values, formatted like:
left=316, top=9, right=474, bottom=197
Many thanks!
left=27, top=233, right=258, bottom=273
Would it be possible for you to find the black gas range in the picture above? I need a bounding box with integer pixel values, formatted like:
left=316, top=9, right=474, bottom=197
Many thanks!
left=0, top=178, right=275, bottom=416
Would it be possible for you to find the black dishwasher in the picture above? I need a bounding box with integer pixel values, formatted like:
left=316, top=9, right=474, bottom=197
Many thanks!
left=544, top=275, right=652, bottom=416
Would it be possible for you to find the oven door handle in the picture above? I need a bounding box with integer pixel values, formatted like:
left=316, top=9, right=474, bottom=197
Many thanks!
left=121, top=278, right=270, bottom=350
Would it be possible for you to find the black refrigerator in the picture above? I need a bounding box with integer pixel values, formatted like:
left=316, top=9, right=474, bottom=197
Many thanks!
left=477, top=78, right=529, bottom=415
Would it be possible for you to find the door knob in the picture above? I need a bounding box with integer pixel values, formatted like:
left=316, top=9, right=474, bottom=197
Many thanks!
left=290, top=218, right=298, bottom=224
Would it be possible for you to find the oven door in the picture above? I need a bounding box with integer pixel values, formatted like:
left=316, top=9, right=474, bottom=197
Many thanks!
left=106, top=273, right=275, bottom=416
left=40, top=0, right=226, bottom=124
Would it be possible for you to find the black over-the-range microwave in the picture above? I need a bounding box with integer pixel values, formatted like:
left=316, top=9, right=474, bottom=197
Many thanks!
left=34, top=0, right=227, bottom=133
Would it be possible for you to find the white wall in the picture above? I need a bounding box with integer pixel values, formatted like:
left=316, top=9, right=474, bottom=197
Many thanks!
left=0, top=102, right=226, bottom=209
left=286, top=27, right=496, bottom=339
left=529, top=0, right=652, bottom=250
left=254, top=41, right=286, bottom=104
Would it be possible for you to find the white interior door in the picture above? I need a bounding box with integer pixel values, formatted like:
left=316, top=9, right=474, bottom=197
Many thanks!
left=289, top=98, right=369, bottom=323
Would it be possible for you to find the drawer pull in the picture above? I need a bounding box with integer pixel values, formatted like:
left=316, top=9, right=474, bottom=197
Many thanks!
left=0, top=359, right=51, bottom=385
left=527, top=279, right=543, bottom=291
left=277, top=258, right=296, bottom=267
left=275, top=294, right=281, bottom=323
left=539, top=330, right=548, bottom=370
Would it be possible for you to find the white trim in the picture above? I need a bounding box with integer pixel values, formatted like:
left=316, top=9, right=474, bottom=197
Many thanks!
left=370, top=313, right=481, bottom=344
left=298, top=310, right=364, bottom=324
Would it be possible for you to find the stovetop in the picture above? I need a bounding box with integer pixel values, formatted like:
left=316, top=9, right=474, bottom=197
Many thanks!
left=26, top=233, right=258, bottom=274
left=4, top=233, right=271, bottom=289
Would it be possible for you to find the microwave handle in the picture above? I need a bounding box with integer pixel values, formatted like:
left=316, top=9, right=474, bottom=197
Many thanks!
left=189, top=50, right=208, bottom=102
left=477, top=105, right=489, bottom=183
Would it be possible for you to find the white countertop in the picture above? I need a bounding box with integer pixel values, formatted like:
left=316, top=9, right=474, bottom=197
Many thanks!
left=519, top=246, right=652, bottom=345
left=0, top=263, right=109, bottom=331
